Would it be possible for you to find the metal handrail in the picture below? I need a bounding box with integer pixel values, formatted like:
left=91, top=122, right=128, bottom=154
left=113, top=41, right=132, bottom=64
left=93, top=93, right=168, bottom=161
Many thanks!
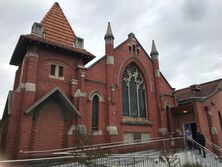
left=206, top=139, right=222, bottom=154
left=1, top=136, right=221, bottom=166
left=53, top=137, right=184, bottom=156
left=186, top=137, right=219, bottom=159
left=21, top=136, right=166, bottom=154
left=21, top=136, right=175, bottom=155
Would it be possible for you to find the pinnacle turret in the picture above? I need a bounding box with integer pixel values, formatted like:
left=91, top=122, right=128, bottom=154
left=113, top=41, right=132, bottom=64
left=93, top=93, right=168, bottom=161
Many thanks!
left=150, top=40, right=159, bottom=59
left=104, top=22, right=114, bottom=40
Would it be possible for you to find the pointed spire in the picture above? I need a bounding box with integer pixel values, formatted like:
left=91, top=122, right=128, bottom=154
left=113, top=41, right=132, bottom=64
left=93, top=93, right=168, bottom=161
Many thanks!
left=41, top=2, right=76, bottom=46
left=150, top=40, right=159, bottom=59
left=104, top=22, right=114, bottom=40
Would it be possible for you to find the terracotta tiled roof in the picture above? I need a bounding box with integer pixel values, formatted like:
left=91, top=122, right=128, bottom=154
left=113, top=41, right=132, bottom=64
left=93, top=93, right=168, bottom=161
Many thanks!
left=10, top=2, right=95, bottom=66
left=175, top=78, right=222, bottom=102
left=41, top=2, right=76, bottom=47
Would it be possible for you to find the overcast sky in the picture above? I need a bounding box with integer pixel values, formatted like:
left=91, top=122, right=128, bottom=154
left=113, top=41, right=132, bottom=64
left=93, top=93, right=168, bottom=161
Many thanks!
left=0, top=0, right=221, bottom=117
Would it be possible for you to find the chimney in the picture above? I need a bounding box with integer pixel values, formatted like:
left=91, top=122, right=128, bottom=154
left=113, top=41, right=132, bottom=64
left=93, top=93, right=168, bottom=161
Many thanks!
left=31, top=22, right=44, bottom=37
left=128, top=32, right=135, bottom=39
left=190, top=84, right=201, bottom=92
left=75, top=37, right=84, bottom=49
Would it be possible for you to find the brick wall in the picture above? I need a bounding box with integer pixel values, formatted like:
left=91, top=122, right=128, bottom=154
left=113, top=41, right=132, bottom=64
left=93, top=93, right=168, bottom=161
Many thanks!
left=2, top=35, right=176, bottom=159
left=202, top=92, right=222, bottom=148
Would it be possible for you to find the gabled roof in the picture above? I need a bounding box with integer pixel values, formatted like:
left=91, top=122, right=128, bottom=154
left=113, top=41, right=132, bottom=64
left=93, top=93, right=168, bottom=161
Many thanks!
left=114, top=34, right=174, bottom=89
left=114, top=34, right=151, bottom=61
left=86, top=33, right=174, bottom=89
left=86, top=35, right=152, bottom=70
left=25, top=87, right=80, bottom=117
left=41, top=2, right=76, bottom=47
left=175, top=78, right=222, bottom=103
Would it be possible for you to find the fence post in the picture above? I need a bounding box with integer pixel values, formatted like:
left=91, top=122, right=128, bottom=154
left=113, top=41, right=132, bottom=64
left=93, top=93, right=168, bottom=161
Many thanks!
left=163, top=140, right=166, bottom=152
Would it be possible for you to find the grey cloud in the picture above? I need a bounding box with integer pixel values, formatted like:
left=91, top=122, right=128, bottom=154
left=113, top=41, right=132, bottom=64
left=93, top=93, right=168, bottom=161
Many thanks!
left=182, top=0, right=208, bottom=21
left=143, top=0, right=222, bottom=89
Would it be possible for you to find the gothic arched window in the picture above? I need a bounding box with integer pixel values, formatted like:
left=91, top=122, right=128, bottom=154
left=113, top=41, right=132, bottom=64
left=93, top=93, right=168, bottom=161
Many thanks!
left=218, top=111, right=222, bottom=131
left=166, top=105, right=171, bottom=132
left=92, top=95, right=99, bottom=130
left=122, top=63, right=147, bottom=118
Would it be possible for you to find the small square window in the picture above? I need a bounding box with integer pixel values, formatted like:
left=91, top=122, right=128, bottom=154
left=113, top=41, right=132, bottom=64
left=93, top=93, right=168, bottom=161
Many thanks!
left=49, top=64, right=64, bottom=79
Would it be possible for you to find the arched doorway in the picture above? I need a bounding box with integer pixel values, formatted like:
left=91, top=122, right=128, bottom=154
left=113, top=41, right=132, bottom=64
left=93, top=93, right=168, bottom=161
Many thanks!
left=34, top=105, right=63, bottom=151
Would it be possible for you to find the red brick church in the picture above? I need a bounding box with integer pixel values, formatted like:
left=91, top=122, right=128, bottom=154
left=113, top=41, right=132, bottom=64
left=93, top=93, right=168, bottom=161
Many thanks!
left=1, top=2, right=222, bottom=159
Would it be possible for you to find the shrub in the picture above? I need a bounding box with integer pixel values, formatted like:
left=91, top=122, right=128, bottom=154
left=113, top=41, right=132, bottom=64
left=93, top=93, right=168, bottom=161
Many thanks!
left=159, top=150, right=180, bottom=167
left=72, top=133, right=109, bottom=167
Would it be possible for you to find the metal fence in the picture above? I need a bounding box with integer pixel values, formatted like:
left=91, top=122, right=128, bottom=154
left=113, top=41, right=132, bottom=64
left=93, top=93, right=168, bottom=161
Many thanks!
left=0, top=155, right=174, bottom=167
left=0, top=136, right=222, bottom=167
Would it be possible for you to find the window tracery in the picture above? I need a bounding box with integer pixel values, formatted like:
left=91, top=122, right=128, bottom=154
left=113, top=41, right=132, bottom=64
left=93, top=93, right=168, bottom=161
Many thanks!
left=122, top=63, right=147, bottom=118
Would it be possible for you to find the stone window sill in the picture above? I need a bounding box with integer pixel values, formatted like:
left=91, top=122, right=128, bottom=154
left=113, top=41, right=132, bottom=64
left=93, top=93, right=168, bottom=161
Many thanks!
left=121, top=117, right=153, bottom=126
left=49, top=75, right=64, bottom=80
left=91, top=130, right=102, bottom=136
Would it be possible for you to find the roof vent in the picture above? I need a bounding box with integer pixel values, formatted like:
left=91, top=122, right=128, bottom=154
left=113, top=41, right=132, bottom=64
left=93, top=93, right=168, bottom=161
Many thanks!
left=75, top=37, right=84, bottom=49
left=31, top=22, right=44, bottom=37
left=190, top=84, right=201, bottom=92
left=128, top=32, right=135, bottom=39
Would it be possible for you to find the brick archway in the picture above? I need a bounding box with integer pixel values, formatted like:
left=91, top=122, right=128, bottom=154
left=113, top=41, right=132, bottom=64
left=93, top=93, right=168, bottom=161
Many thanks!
left=34, top=105, right=63, bottom=151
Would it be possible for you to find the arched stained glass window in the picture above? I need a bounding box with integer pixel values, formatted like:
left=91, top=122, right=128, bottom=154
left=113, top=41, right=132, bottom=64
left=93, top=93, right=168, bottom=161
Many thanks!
left=92, top=95, right=99, bottom=130
left=122, top=63, right=147, bottom=118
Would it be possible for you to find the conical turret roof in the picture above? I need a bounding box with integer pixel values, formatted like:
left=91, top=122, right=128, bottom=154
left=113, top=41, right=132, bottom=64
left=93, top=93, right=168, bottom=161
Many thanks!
left=104, top=22, right=114, bottom=39
left=10, top=2, right=95, bottom=66
left=41, top=2, right=76, bottom=46
left=150, top=40, right=159, bottom=56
